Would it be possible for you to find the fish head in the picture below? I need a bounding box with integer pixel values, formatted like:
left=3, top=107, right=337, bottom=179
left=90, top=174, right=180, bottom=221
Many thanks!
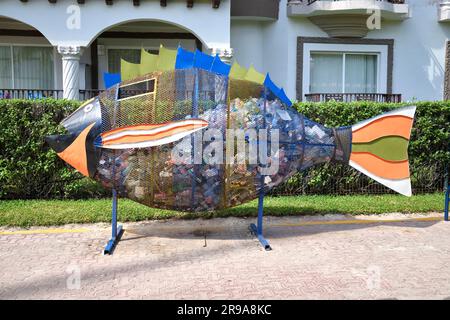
left=45, top=97, right=103, bottom=177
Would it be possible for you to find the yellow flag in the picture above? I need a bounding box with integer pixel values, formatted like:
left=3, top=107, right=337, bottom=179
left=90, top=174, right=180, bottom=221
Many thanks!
left=121, top=59, right=140, bottom=81
left=140, top=49, right=158, bottom=75
left=157, top=45, right=177, bottom=71
left=244, top=65, right=265, bottom=84
left=229, top=61, right=247, bottom=80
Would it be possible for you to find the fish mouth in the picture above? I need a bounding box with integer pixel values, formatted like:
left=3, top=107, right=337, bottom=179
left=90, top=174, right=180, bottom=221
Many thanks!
left=46, top=98, right=104, bottom=177
left=46, top=123, right=98, bottom=177
left=45, top=133, right=76, bottom=154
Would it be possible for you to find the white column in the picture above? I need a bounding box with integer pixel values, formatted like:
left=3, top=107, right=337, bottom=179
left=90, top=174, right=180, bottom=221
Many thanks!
left=211, top=47, right=234, bottom=64
left=57, top=46, right=84, bottom=100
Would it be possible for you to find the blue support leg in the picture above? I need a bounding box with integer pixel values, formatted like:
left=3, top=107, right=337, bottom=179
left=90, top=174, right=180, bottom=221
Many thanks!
left=103, top=189, right=123, bottom=255
left=445, top=186, right=449, bottom=222
left=445, top=165, right=449, bottom=222
left=250, top=191, right=272, bottom=251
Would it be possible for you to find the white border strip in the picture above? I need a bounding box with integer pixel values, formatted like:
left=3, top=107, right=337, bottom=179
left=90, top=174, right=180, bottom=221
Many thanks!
left=352, top=106, right=416, bottom=132
left=349, top=160, right=412, bottom=196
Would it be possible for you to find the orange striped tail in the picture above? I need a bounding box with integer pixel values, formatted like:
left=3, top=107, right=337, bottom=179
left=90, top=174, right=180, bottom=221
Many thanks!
left=349, top=106, right=416, bottom=196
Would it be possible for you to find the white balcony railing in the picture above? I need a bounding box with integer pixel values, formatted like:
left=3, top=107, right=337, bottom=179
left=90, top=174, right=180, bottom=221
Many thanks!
left=287, top=0, right=410, bottom=21
left=439, top=1, right=450, bottom=22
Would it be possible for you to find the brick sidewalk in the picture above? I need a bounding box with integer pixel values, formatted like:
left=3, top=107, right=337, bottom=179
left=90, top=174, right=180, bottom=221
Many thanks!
left=0, top=214, right=449, bottom=299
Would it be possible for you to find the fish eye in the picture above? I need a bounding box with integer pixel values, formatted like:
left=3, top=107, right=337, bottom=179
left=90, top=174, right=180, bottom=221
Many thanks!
left=84, top=104, right=93, bottom=113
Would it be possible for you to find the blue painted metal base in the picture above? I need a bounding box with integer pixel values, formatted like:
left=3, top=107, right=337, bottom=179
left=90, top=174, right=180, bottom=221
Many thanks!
left=249, top=223, right=272, bottom=251
left=103, top=225, right=124, bottom=255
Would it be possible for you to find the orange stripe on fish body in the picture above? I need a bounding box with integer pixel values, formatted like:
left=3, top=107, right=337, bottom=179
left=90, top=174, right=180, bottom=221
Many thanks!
left=350, top=152, right=410, bottom=180
left=352, top=115, right=414, bottom=143
left=95, top=119, right=208, bottom=149
left=101, top=123, right=168, bottom=139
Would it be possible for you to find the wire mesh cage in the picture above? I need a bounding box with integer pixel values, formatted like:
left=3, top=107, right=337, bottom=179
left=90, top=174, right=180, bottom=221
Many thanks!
left=91, top=68, right=442, bottom=212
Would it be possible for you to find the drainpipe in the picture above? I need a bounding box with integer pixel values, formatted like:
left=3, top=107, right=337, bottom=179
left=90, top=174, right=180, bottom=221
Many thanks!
left=57, top=45, right=84, bottom=100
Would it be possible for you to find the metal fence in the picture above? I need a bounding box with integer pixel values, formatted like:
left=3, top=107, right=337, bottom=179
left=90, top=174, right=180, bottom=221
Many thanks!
left=270, top=162, right=446, bottom=196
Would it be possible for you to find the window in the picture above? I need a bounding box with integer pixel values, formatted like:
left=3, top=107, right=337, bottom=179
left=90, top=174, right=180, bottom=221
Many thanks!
left=118, top=78, right=156, bottom=101
left=108, top=49, right=140, bottom=74
left=310, top=52, right=378, bottom=93
left=108, top=48, right=158, bottom=74
left=0, top=46, right=12, bottom=88
left=0, top=45, right=54, bottom=89
left=299, top=39, right=391, bottom=100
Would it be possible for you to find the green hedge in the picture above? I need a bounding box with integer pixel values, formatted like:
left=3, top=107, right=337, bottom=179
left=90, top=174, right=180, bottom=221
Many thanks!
left=0, top=99, right=107, bottom=199
left=0, top=99, right=448, bottom=199
left=270, top=100, right=449, bottom=195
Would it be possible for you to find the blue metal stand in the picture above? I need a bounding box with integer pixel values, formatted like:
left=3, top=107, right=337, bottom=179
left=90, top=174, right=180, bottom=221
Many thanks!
left=445, top=164, right=449, bottom=222
left=103, top=189, right=123, bottom=255
left=250, top=191, right=272, bottom=251
left=445, top=186, right=449, bottom=222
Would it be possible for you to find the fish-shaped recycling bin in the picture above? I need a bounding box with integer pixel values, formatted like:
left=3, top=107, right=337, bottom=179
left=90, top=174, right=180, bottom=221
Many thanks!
left=46, top=47, right=416, bottom=212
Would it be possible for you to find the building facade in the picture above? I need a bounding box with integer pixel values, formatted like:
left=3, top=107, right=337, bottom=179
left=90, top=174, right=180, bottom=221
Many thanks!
left=0, top=0, right=449, bottom=102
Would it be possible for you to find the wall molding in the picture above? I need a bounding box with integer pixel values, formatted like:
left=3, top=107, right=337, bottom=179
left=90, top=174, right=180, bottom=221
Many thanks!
left=444, top=41, right=450, bottom=100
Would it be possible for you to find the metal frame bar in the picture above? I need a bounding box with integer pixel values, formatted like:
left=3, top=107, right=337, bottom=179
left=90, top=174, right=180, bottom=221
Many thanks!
left=445, top=164, right=449, bottom=222
left=103, top=189, right=124, bottom=255
left=104, top=83, right=124, bottom=255
left=445, top=186, right=449, bottom=222
left=249, top=85, right=272, bottom=251
left=250, top=191, right=272, bottom=251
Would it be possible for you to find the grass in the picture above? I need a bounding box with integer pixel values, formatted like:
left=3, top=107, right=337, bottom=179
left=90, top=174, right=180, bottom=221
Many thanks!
left=0, top=193, right=445, bottom=227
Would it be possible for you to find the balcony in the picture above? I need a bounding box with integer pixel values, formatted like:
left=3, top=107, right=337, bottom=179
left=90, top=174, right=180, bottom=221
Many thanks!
left=288, top=0, right=410, bottom=37
left=0, top=89, right=99, bottom=101
left=0, top=89, right=64, bottom=100
left=231, top=0, right=280, bottom=21
left=0, top=89, right=158, bottom=101
left=305, top=93, right=402, bottom=102
left=439, top=1, right=450, bottom=22
left=288, top=0, right=409, bottom=20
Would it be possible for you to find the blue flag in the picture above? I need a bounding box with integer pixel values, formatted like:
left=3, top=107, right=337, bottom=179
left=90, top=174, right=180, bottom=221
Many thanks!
left=193, top=50, right=215, bottom=71
left=210, top=55, right=231, bottom=76
left=175, top=47, right=195, bottom=69
left=103, top=73, right=121, bottom=89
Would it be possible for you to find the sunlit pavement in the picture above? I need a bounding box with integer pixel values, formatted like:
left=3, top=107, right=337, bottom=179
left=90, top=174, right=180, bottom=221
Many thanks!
left=0, top=213, right=449, bottom=299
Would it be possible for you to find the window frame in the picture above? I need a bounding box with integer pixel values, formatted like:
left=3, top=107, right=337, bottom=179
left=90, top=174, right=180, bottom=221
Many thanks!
left=309, top=51, right=380, bottom=94
left=0, top=43, right=57, bottom=90
left=117, top=77, right=157, bottom=102
left=303, top=43, right=387, bottom=98
left=296, top=37, right=394, bottom=101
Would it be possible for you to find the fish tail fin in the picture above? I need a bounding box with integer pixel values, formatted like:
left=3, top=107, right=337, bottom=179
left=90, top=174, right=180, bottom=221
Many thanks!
left=335, top=106, right=416, bottom=196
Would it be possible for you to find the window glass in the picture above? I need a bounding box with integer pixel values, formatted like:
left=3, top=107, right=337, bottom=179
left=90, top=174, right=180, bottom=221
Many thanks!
left=345, top=54, right=377, bottom=93
left=310, top=53, right=343, bottom=93
left=13, top=46, right=54, bottom=89
left=0, top=46, right=12, bottom=88
left=108, top=49, right=141, bottom=74
left=310, top=52, right=378, bottom=93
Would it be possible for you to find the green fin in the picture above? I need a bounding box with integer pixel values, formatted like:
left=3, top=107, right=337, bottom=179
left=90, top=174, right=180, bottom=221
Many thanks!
left=352, top=136, right=409, bottom=162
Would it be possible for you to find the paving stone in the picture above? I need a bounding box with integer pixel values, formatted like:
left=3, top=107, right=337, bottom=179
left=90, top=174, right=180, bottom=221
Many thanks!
left=0, top=214, right=449, bottom=299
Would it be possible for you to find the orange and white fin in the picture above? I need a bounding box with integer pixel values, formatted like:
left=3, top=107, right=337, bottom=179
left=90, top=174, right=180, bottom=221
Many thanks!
left=94, top=119, right=208, bottom=149
left=349, top=106, right=416, bottom=196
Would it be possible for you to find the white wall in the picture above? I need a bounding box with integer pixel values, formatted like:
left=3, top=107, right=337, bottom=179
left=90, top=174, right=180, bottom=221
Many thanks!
left=369, top=0, right=450, bottom=101
left=0, top=0, right=231, bottom=50
left=231, top=21, right=264, bottom=71
left=231, top=0, right=450, bottom=102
